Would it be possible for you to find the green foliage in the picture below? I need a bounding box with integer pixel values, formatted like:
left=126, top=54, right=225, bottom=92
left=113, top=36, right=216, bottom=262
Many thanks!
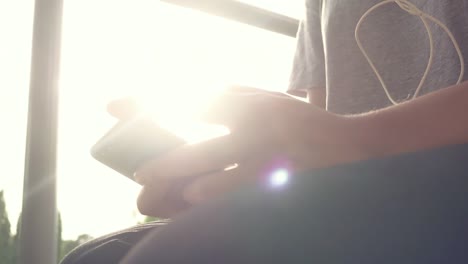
left=59, top=234, right=93, bottom=261
left=0, top=192, right=93, bottom=264
left=59, top=239, right=81, bottom=261
left=75, top=234, right=93, bottom=244
left=11, top=213, right=21, bottom=264
left=0, top=190, right=13, bottom=264
left=140, top=215, right=165, bottom=224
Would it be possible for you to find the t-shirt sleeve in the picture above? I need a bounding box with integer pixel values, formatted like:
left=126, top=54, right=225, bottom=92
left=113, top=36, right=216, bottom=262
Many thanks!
left=288, top=1, right=326, bottom=97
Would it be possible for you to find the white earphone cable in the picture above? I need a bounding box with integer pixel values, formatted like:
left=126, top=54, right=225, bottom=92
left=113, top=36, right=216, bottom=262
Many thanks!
left=355, top=0, right=465, bottom=105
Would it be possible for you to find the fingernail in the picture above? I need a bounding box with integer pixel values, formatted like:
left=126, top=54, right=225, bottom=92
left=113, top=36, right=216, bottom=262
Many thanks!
left=133, top=171, right=148, bottom=185
left=134, top=161, right=159, bottom=184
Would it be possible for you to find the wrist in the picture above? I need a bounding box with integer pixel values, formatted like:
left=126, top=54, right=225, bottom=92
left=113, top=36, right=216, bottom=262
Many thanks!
left=341, top=113, right=392, bottom=162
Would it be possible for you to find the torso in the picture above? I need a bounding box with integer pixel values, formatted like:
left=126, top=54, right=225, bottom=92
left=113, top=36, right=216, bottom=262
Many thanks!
left=318, top=0, right=468, bottom=114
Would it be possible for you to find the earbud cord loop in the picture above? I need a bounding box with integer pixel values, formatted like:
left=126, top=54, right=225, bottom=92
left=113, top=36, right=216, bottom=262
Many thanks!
left=355, top=0, right=464, bottom=105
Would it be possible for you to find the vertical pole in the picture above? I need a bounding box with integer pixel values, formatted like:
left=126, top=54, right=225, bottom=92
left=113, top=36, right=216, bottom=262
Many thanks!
left=19, top=0, right=63, bottom=263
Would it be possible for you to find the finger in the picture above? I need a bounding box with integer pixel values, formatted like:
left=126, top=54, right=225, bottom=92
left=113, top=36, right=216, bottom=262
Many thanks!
left=182, top=163, right=256, bottom=205
left=135, top=134, right=247, bottom=183
left=200, top=87, right=295, bottom=128
left=107, top=97, right=140, bottom=120
left=137, top=181, right=187, bottom=218
left=182, top=154, right=286, bottom=205
left=226, top=85, right=294, bottom=99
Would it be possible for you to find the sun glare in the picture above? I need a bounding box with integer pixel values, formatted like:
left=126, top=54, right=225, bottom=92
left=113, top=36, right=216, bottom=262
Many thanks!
left=59, top=0, right=298, bottom=239
left=1, top=0, right=301, bottom=241
left=270, top=169, right=290, bottom=187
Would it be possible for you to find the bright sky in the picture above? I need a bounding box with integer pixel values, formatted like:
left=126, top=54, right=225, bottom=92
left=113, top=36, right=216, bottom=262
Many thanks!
left=0, top=0, right=303, bottom=240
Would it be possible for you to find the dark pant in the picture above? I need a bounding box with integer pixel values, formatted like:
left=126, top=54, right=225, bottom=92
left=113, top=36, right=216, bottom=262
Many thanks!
left=64, top=144, right=468, bottom=264
left=60, top=221, right=169, bottom=264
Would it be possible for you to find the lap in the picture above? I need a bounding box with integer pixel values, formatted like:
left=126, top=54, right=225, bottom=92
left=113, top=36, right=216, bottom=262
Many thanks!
left=123, top=144, right=468, bottom=263
left=60, top=221, right=169, bottom=264
left=65, top=144, right=468, bottom=263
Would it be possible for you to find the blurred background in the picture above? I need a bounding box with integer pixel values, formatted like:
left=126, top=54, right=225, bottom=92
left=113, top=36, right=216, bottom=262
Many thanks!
left=0, top=0, right=303, bottom=261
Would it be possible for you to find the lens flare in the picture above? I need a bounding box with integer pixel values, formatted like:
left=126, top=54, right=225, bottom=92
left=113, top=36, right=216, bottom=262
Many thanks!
left=270, top=169, right=289, bottom=187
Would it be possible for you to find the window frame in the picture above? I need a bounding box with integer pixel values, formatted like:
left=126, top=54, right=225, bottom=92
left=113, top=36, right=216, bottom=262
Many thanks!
left=161, top=0, right=299, bottom=37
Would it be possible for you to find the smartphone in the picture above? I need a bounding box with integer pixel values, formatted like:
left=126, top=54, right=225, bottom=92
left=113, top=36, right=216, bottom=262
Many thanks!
left=91, top=115, right=185, bottom=183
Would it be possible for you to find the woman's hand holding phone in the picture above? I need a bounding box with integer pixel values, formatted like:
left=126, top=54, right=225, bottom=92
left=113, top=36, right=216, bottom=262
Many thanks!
left=110, top=87, right=366, bottom=218
left=106, top=98, right=194, bottom=217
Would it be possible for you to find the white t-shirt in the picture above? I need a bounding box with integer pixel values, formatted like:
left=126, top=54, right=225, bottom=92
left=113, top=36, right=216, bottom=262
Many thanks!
left=289, top=0, right=468, bottom=114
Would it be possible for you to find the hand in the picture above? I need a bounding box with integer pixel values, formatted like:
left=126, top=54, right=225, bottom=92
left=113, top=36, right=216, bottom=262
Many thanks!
left=133, top=87, right=368, bottom=216
left=107, top=97, right=193, bottom=217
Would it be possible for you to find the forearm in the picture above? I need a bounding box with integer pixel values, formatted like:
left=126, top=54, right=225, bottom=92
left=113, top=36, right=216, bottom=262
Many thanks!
left=352, top=81, right=468, bottom=158
left=306, top=88, right=326, bottom=109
